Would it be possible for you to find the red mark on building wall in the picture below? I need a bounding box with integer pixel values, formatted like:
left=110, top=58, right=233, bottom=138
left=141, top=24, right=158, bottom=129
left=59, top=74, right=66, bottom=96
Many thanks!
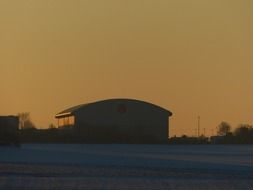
left=117, top=104, right=127, bottom=114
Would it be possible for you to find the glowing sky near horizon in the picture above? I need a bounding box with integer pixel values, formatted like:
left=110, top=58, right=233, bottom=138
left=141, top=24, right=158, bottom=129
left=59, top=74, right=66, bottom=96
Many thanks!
left=1, top=0, right=253, bottom=136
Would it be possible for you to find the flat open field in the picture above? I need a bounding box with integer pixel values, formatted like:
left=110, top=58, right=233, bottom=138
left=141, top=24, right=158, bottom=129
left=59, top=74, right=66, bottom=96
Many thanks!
left=0, top=144, right=253, bottom=190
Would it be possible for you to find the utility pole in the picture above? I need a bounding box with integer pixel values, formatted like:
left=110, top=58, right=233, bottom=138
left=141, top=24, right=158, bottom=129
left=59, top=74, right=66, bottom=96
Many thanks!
left=197, top=116, right=200, bottom=137
left=203, top=128, right=206, bottom=137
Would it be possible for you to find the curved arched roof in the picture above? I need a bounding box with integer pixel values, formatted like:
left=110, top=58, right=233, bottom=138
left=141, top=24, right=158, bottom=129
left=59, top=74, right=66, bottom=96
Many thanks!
left=55, top=98, right=172, bottom=118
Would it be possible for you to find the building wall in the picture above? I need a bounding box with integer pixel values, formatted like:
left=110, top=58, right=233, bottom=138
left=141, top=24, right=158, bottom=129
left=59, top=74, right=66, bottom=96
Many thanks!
left=0, top=116, right=19, bottom=144
left=73, top=100, right=169, bottom=143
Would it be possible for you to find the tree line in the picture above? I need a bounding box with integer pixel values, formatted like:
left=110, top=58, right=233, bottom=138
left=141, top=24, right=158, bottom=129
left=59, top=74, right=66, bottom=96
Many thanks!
left=169, top=121, right=253, bottom=144
left=215, top=121, right=253, bottom=144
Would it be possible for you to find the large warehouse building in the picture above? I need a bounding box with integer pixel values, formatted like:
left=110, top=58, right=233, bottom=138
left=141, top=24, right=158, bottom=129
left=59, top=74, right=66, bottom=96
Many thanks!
left=55, top=99, right=172, bottom=143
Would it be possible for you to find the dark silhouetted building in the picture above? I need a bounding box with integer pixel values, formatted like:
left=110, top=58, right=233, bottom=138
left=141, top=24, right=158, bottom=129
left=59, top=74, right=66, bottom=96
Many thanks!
left=0, top=116, right=19, bottom=145
left=55, top=99, right=172, bottom=143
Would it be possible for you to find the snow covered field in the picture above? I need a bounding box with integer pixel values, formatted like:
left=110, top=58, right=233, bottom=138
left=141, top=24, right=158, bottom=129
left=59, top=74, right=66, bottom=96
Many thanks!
left=0, top=144, right=253, bottom=189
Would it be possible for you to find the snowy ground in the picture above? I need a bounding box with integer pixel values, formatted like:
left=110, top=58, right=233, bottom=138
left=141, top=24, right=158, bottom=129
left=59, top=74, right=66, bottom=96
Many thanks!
left=0, top=144, right=253, bottom=189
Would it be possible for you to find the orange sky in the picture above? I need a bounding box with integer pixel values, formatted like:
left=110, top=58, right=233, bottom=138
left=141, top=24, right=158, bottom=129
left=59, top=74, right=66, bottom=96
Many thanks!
left=1, top=0, right=253, bottom=136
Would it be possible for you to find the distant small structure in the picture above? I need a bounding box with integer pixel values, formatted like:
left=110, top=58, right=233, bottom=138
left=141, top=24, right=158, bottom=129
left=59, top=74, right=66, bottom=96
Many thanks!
left=168, top=135, right=209, bottom=144
left=0, top=115, right=19, bottom=146
left=55, top=99, right=172, bottom=143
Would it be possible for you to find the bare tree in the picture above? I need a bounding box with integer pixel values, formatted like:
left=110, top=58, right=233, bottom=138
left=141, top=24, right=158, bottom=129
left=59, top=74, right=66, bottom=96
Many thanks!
left=217, top=121, right=231, bottom=136
left=18, top=112, right=36, bottom=130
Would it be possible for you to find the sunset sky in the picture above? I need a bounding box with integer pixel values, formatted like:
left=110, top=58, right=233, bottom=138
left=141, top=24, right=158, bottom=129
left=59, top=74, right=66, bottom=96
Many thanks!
left=1, top=0, right=253, bottom=136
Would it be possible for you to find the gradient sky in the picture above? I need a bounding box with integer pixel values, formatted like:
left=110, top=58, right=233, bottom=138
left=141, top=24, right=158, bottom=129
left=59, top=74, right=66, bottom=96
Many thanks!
left=1, top=0, right=253, bottom=136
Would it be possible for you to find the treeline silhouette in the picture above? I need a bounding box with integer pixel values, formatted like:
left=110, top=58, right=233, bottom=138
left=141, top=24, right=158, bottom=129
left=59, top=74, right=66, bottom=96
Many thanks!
left=212, top=123, right=253, bottom=144
left=169, top=122, right=253, bottom=144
